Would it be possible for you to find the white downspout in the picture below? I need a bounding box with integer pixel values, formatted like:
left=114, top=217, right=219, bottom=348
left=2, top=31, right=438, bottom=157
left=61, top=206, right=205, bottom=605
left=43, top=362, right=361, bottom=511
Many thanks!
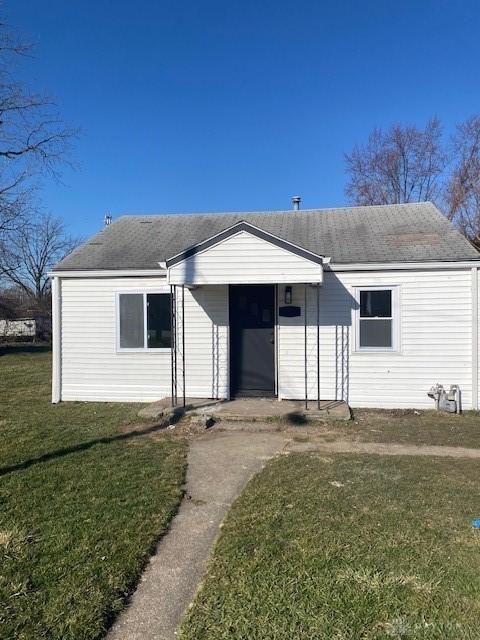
left=472, top=266, right=478, bottom=410
left=51, top=276, right=62, bottom=403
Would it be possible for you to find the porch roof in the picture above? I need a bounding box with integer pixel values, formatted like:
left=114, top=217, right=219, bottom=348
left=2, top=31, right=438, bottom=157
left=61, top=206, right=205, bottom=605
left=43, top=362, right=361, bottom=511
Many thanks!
left=166, top=221, right=325, bottom=285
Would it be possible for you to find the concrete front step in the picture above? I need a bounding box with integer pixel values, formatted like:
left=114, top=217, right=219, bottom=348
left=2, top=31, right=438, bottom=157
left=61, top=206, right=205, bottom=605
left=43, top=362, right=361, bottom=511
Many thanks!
left=138, top=396, right=351, bottom=423
left=209, top=398, right=351, bottom=422
left=137, top=397, right=223, bottom=420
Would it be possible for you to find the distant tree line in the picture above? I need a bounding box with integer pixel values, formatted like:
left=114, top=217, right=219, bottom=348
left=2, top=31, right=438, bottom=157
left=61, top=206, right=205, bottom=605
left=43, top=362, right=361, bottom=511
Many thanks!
left=0, top=17, right=79, bottom=322
left=1, top=212, right=79, bottom=316
left=345, top=116, right=480, bottom=248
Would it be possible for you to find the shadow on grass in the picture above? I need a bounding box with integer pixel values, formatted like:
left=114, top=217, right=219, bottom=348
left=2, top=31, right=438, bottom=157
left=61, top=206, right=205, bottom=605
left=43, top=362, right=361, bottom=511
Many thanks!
left=285, top=411, right=308, bottom=425
left=0, top=343, right=52, bottom=356
left=0, top=418, right=179, bottom=477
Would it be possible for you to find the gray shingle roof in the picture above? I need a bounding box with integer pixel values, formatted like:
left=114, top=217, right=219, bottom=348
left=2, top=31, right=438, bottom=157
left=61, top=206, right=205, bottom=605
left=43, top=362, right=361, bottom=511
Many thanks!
left=54, top=202, right=480, bottom=271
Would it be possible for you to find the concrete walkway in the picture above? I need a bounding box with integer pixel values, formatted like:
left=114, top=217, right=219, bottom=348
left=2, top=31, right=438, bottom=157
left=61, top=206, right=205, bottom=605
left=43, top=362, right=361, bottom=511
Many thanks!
left=106, top=429, right=480, bottom=640
left=107, top=431, right=285, bottom=640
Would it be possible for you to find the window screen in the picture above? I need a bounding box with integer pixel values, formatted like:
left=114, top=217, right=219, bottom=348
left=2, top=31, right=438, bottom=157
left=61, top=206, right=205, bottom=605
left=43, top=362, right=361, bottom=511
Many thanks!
left=147, top=294, right=171, bottom=348
left=119, top=294, right=144, bottom=348
left=359, top=290, right=393, bottom=349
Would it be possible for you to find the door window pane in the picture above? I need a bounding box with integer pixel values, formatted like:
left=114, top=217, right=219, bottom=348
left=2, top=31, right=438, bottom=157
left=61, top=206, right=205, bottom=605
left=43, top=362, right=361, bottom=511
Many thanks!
left=360, top=290, right=391, bottom=318
left=119, top=294, right=144, bottom=348
left=147, top=294, right=171, bottom=348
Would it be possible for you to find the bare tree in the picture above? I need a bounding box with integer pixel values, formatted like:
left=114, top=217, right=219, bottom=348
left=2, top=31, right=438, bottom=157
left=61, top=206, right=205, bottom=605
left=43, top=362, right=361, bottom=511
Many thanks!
left=0, top=19, right=75, bottom=247
left=444, top=116, right=480, bottom=247
left=1, top=212, right=80, bottom=310
left=345, top=118, right=446, bottom=206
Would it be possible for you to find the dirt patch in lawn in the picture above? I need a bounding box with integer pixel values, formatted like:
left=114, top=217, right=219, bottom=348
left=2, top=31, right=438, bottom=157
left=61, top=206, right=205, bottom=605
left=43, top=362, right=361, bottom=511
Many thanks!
left=212, top=408, right=480, bottom=449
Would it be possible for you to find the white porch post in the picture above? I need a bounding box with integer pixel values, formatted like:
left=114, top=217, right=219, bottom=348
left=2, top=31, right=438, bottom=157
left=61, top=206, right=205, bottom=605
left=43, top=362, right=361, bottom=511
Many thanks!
left=51, top=276, right=62, bottom=403
left=472, top=266, right=478, bottom=410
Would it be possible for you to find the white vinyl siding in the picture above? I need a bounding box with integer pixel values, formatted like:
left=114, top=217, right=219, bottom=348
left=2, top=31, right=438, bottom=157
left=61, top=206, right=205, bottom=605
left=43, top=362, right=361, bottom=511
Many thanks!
left=60, top=277, right=228, bottom=402
left=58, top=267, right=478, bottom=409
left=168, top=230, right=323, bottom=285
left=176, top=285, right=229, bottom=399
left=277, top=269, right=474, bottom=409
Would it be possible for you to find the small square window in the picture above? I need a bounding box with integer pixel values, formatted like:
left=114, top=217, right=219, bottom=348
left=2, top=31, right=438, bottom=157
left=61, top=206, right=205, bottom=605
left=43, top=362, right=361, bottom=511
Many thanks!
left=357, top=288, right=397, bottom=351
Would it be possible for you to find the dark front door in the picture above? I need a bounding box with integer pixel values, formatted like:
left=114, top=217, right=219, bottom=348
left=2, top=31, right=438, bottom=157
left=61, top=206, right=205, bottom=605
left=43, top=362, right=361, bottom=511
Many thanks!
left=229, top=284, right=275, bottom=397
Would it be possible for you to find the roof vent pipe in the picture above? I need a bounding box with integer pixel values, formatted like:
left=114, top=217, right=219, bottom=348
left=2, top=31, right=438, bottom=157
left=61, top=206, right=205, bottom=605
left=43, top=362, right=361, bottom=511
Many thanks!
left=292, top=196, right=301, bottom=211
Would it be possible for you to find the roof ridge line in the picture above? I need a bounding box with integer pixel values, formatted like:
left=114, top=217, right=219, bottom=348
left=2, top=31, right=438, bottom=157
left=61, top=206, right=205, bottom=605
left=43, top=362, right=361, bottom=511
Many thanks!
left=115, top=202, right=435, bottom=220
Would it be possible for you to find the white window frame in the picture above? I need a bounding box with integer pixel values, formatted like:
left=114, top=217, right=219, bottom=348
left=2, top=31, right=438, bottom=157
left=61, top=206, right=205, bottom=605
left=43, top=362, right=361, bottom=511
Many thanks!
left=116, top=288, right=171, bottom=353
left=354, top=285, right=400, bottom=353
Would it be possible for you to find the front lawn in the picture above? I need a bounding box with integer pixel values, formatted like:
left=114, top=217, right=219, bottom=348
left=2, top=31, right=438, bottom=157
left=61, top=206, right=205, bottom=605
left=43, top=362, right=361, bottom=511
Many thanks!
left=0, top=345, right=187, bottom=640
left=349, top=409, right=480, bottom=448
left=294, top=408, right=480, bottom=449
left=182, top=452, right=480, bottom=639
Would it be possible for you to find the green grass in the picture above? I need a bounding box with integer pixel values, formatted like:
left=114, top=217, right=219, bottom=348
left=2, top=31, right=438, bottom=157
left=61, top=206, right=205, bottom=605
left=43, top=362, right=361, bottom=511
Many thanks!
left=0, top=345, right=187, bottom=640
left=181, top=452, right=480, bottom=640
left=337, top=409, right=480, bottom=448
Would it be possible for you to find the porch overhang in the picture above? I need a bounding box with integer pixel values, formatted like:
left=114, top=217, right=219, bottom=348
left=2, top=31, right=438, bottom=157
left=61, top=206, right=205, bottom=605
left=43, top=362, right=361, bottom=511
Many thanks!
left=165, top=221, right=326, bottom=285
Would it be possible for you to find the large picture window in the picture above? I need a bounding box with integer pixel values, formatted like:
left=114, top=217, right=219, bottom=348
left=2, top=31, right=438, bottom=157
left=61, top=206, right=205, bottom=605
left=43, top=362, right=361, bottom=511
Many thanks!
left=356, top=287, right=398, bottom=351
left=117, top=292, right=171, bottom=351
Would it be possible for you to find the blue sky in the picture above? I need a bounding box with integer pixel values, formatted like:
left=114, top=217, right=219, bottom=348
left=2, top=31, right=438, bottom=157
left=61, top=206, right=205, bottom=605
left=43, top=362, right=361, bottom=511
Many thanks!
left=7, top=1, right=480, bottom=237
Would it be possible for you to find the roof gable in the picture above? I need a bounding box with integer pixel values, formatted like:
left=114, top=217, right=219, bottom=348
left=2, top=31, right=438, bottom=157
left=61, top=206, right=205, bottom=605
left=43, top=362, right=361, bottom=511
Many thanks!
left=167, top=225, right=324, bottom=285
left=166, top=220, right=325, bottom=267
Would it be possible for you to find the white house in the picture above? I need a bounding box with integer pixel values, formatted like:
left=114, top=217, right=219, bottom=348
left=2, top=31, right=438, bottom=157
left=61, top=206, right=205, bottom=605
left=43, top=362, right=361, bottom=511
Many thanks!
left=50, top=202, right=480, bottom=410
left=0, top=316, right=51, bottom=340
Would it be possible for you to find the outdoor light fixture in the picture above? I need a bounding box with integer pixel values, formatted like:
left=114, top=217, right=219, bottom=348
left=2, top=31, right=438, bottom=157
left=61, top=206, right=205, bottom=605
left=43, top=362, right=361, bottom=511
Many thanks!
left=284, top=286, right=292, bottom=305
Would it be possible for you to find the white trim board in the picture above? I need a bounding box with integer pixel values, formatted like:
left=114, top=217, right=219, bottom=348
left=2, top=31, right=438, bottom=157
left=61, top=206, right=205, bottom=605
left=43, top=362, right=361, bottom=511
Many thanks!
left=51, top=276, right=62, bottom=403
left=49, top=270, right=167, bottom=278
left=50, top=261, right=480, bottom=279
left=472, top=266, right=478, bottom=410
left=327, top=260, right=480, bottom=272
